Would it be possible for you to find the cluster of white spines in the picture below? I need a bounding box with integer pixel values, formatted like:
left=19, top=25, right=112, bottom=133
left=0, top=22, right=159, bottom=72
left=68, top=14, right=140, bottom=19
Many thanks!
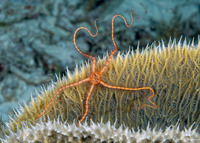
left=2, top=118, right=199, bottom=143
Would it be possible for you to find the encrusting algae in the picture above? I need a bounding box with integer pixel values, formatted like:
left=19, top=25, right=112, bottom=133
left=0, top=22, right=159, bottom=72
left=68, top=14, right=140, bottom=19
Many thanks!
left=0, top=10, right=200, bottom=143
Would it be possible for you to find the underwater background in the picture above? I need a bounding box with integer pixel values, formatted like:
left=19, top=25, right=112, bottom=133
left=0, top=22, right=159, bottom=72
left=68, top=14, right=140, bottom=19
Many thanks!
left=0, top=0, right=199, bottom=129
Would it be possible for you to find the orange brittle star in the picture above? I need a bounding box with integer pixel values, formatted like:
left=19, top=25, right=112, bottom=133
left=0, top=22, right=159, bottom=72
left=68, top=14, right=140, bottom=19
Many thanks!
left=36, top=11, right=157, bottom=124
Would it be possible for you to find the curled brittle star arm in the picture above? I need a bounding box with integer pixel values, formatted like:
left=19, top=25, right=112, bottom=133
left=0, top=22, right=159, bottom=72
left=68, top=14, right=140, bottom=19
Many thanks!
left=73, top=19, right=99, bottom=72
left=100, top=11, right=139, bottom=75
left=79, top=84, right=95, bottom=124
left=36, top=78, right=90, bottom=119
left=100, top=81, right=157, bottom=109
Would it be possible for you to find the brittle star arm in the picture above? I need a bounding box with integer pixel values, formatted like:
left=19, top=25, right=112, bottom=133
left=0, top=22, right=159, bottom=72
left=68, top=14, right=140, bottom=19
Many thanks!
left=100, top=10, right=139, bottom=75
left=36, top=78, right=90, bottom=119
left=100, top=81, right=157, bottom=109
left=40, top=99, right=64, bottom=117
left=79, top=84, right=95, bottom=124
left=73, top=19, right=99, bottom=73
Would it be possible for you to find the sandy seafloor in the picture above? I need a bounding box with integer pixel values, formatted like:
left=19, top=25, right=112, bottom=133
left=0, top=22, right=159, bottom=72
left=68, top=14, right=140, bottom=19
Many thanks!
left=0, top=0, right=199, bottom=129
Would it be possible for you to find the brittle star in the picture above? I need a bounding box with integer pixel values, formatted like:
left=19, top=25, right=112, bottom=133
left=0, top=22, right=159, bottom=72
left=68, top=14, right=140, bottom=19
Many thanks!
left=36, top=11, right=157, bottom=125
